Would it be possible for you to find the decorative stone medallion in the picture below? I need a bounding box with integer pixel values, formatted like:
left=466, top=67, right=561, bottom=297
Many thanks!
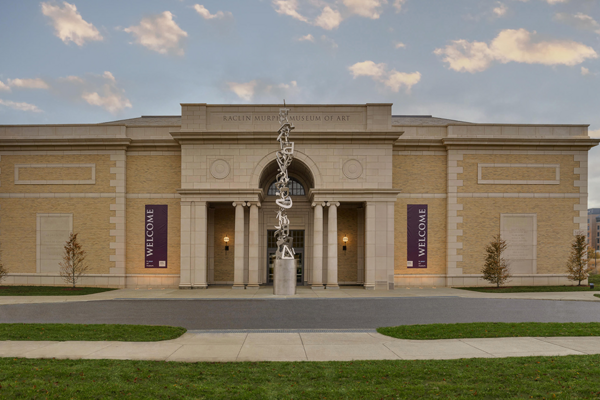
left=343, top=159, right=363, bottom=179
left=210, top=159, right=230, bottom=179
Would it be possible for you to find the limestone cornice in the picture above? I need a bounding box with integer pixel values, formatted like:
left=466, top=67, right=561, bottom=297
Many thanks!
left=127, top=139, right=180, bottom=151
left=309, top=188, right=402, bottom=203
left=170, top=130, right=403, bottom=144
left=442, top=137, right=600, bottom=150
left=0, top=138, right=132, bottom=151
left=177, top=188, right=265, bottom=203
left=393, top=138, right=445, bottom=151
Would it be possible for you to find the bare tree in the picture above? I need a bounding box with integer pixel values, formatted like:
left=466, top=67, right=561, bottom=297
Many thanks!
left=59, top=233, right=89, bottom=288
left=567, top=233, right=593, bottom=286
left=481, top=234, right=511, bottom=288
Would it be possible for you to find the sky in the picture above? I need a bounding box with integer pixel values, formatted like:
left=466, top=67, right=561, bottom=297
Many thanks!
left=0, top=0, right=599, bottom=205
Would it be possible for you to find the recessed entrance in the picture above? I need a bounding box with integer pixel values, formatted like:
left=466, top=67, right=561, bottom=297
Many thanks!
left=267, top=229, right=305, bottom=285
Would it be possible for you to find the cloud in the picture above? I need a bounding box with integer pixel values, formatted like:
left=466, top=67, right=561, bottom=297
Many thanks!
left=434, top=28, right=598, bottom=73
left=554, top=12, right=600, bottom=34
left=393, top=0, right=406, bottom=12
left=343, top=0, right=387, bottom=19
left=0, top=99, right=42, bottom=113
left=56, top=71, right=132, bottom=114
left=493, top=2, right=508, bottom=17
left=7, top=78, right=50, bottom=90
left=582, top=66, right=590, bottom=75
left=314, top=6, right=343, bottom=30
left=0, top=81, right=10, bottom=92
left=321, top=35, right=338, bottom=48
left=193, top=4, right=232, bottom=20
left=227, top=81, right=257, bottom=101
left=227, top=80, right=300, bottom=101
left=41, top=1, right=103, bottom=46
left=395, top=42, right=406, bottom=49
left=272, top=0, right=309, bottom=22
left=298, top=34, right=315, bottom=42
left=124, top=11, right=188, bottom=56
left=348, top=60, right=421, bottom=92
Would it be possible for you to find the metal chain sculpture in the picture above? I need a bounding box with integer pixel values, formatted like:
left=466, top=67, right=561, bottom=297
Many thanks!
left=274, top=107, right=295, bottom=260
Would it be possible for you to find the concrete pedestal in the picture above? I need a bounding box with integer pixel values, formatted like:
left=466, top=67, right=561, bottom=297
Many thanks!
left=273, top=259, right=296, bottom=295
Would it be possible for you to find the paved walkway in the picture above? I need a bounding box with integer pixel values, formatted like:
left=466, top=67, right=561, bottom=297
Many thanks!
left=1, top=331, right=599, bottom=362
left=0, top=286, right=598, bottom=305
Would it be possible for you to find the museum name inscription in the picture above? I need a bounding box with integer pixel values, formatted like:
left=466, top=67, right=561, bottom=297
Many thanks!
left=222, top=115, right=353, bottom=122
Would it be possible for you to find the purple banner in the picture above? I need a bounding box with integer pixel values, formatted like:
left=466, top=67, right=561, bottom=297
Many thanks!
left=145, top=205, right=168, bottom=268
left=407, top=204, right=427, bottom=268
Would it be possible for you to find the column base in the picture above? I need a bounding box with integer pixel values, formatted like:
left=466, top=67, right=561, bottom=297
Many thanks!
left=192, top=284, right=208, bottom=289
left=311, top=284, right=325, bottom=290
left=232, top=284, right=246, bottom=290
left=325, top=284, right=339, bottom=290
left=246, top=284, right=260, bottom=288
left=363, top=284, right=375, bottom=290
left=179, top=284, right=192, bottom=290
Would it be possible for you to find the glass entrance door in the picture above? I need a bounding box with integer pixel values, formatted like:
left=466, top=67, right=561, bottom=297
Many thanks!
left=267, top=230, right=304, bottom=285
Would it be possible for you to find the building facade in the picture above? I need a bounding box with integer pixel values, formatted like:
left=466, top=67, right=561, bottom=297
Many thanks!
left=589, top=208, right=600, bottom=251
left=0, top=103, right=597, bottom=289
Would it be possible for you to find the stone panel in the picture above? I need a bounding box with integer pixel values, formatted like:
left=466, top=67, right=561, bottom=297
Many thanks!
left=501, top=214, right=537, bottom=274
left=213, top=207, right=235, bottom=282
left=480, top=166, right=557, bottom=182
left=337, top=207, right=358, bottom=283
left=18, top=165, right=94, bottom=183
left=125, top=198, right=181, bottom=275
left=392, top=155, right=447, bottom=193
left=37, top=214, right=72, bottom=273
left=126, top=155, right=181, bottom=194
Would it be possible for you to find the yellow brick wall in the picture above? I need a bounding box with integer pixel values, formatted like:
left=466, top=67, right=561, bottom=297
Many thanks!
left=18, top=166, right=94, bottom=181
left=481, top=166, right=557, bottom=181
left=393, top=155, right=447, bottom=193
left=0, top=198, right=113, bottom=274
left=213, top=207, right=235, bottom=282
left=457, top=198, right=577, bottom=274
left=337, top=208, right=358, bottom=282
left=0, top=155, right=114, bottom=193
left=459, top=155, right=578, bottom=193
left=125, top=199, right=181, bottom=275
left=394, top=198, right=447, bottom=275
left=126, top=155, right=181, bottom=194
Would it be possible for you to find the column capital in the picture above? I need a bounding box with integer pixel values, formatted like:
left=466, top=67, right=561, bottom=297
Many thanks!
left=232, top=201, right=247, bottom=208
left=311, top=202, right=326, bottom=208
left=247, top=201, right=261, bottom=208
left=326, top=201, right=340, bottom=207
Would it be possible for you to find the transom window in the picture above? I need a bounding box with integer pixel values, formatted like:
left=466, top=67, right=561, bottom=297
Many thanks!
left=267, top=177, right=305, bottom=196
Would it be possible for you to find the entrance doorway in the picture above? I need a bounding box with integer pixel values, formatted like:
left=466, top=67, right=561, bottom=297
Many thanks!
left=267, top=230, right=305, bottom=285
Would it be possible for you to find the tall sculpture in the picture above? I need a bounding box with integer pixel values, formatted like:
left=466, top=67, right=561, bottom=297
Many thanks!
left=273, top=106, right=296, bottom=295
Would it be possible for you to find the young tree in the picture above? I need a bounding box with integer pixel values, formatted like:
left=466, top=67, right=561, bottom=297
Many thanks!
left=481, top=234, right=511, bottom=288
left=567, top=233, right=593, bottom=286
left=59, top=233, right=89, bottom=288
left=588, top=246, right=599, bottom=274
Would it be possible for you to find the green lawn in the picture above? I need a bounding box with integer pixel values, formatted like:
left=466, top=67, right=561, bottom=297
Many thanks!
left=377, top=322, right=600, bottom=340
left=455, top=285, right=598, bottom=293
left=0, top=356, right=599, bottom=398
left=589, top=273, right=600, bottom=285
left=0, top=324, right=186, bottom=342
left=0, top=285, right=116, bottom=296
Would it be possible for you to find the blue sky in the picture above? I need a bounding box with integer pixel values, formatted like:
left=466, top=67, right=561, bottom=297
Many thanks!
left=1, top=0, right=599, bottom=205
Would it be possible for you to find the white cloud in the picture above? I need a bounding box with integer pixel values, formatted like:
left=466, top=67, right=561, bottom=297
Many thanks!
left=124, top=11, right=188, bottom=56
left=493, top=2, right=508, bottom=17
left=41, top=1, right=103, bottom=46
left=582, top=66, right=590, bottom=75
left=321, top=35, right=338, bottom=48
left=267, top=81, right=298, bottom=91
left=56, top=71, right=132, bottom=114
left=227, top=81, right=257, bottom=101
left=0, top=99, right=42, bottom=113
left=554, top=13, right=600, bottom=34
left=434, top=28, right=598, bottom=73
left=7, top=78, right=50, bottom=90
left=298, top=34, right=315, bottom=42
left=82, top=91, right=132, bottom=114
left=314, top=6, right=343, bottom=30
left=0, top=81, right=10, bottom=92
left=393, top=0, right=406, bottom=12
left=546, top=0, right=568, bottom=3
left=272, top=0, right=309, bottom=22
left=395, top=42, right=406, bottom=49
left=349, top=60, right=421, bottom=92
left=343, top=0, right=387, bottom=19
left=193, top=4, right=232, bottom=20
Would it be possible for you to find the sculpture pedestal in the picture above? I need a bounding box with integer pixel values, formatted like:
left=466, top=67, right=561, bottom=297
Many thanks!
left=273, top=259, right=296, bottom=295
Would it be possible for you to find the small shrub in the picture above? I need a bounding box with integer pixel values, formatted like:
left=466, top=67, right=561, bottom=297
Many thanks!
left=481, top=234, right=511, bottom=288
left=59, top=233, right=89, bottom=288
left=566, top=233, right=593, bottom=286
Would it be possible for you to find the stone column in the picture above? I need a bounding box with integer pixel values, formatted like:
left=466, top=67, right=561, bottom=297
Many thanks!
left=247, top=202, right=260, bottom=288
left=179, top=201, right=192, bottom=289
left=364, top=202, right=375, bottom=290
left=232, top=202, right=246, bottom=289
left=327, top=202, right=340, bottom=289
left=312, top=202, right=324, bottom=289
left=192, top=202, right=208, bottom=289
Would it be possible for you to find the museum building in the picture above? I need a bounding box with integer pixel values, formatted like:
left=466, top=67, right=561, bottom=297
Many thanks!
left=0, top=103, right=597, bottom=290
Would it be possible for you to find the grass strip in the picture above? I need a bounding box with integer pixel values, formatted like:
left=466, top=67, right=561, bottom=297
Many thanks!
left=377, top=322, right=600, bottom=340
left=0, top=356, right=599, bottom=398
left=455, top=285, right=598, bottom=293
left=0, top=324, right=186, bottom=342
left=0, top=286, right=116, bottom=296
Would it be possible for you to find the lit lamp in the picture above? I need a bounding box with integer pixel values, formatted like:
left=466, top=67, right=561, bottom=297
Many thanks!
left=224, top=235, right=230, bottom=251
left=343, top=235, right=348, bottom=251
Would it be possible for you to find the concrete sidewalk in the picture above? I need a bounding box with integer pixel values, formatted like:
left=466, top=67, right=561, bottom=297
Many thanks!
left=0, top=331, right=598, bottom=362
left=0, top=286, right=599, bottom=305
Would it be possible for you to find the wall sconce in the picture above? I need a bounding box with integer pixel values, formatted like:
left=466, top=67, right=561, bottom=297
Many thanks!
left=343, top=235, right=348, bottom=251
left=224, top=235, right=230, bottom=251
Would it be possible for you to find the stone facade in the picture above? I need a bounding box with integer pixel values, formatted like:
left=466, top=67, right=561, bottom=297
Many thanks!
left=0, top=104, right=597, bottom=289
